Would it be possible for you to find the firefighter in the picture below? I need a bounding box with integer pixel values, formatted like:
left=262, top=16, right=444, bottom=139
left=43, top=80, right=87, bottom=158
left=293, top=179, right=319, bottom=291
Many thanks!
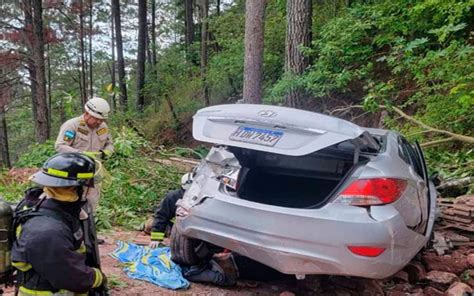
left=148, top=173, right=193, bottom=247
left=11, top=153, right=107, bottom=295
left=55, top=97, right=114, bottom=212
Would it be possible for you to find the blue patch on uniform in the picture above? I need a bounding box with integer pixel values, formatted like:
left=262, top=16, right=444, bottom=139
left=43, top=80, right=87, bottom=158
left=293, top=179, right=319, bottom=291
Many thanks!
left=64, top=130, right=76, bottom=141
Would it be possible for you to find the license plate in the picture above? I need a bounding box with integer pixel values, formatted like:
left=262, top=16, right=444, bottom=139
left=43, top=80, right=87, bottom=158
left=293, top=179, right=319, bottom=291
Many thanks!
left=229, top=127, right=283, bottom=147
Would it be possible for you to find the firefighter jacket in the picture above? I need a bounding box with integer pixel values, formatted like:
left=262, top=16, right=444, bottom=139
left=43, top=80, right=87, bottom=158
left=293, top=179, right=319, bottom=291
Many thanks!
left=55, top=115, right=114, bottom=155
left=11, top=198, right=105, bottom=295
left=150, top=189, right=184, bottom=241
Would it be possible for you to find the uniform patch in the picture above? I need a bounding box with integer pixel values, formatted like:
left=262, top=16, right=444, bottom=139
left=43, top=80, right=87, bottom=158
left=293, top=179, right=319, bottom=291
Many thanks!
left=96, top=128, right=108, bottom=136
left=63, top=130, right=76, bottom=141
left=79, top=120, right=87, bottom=127
left=77, top=127, right=89, bottom=135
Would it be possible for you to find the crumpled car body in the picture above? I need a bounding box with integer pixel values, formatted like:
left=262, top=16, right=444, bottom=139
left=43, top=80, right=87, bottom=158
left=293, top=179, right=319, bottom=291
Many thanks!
left=174, top=104, right=437, bottom=279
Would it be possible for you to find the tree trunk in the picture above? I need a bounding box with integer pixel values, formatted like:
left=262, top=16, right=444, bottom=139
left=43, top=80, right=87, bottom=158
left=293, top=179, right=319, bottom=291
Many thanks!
left=32, top=0, right=49, bottom=142
left=23, top=0, right=38, bottom=129
left=136, top=0, right=146, bottom=112
left=89, top=0, right=94, bottom=97
left=0, top=71, right=11, bottom=168
left=79, top=0, right=88, bottom=105
left=284, top=0, right=312, bottom=108
left=47, top=43, right=52, bottom=133
left=216, top=0, right=220, bottom=16
left=0, top=106, right=10, bottom=168
left=200, top=0, right=209, bottom=105
left=243, top=0, right=266, bottom=104
left=110, top=11, right=116, bottom=110
left=112, top=0, right=128, bottom=111
left=185, top=0, right=194, bottom=48
left=151, top=0, right=157, bottom=66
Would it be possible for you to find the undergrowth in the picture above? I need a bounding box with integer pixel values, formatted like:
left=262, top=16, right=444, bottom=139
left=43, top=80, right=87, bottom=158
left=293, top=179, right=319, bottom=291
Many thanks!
left=0, top=127, right=195, bottom=231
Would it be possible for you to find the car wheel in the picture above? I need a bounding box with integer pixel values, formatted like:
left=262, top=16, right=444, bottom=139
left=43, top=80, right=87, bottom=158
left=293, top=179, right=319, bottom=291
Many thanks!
left=170, top=225, right=213, bottom=265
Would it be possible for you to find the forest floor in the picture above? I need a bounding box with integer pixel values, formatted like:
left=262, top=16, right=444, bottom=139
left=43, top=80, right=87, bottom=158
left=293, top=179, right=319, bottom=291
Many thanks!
left=100, top=226, right=474, bottom=296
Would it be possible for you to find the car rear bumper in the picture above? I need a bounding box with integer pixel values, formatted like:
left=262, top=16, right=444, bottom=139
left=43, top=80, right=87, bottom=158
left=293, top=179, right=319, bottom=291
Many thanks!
left=176, top=194, right=430, bottom=279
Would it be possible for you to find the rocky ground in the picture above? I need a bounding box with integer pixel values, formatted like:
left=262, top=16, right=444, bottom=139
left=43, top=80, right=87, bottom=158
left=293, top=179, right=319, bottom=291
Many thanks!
left=100, top=227, right=474, bottom=296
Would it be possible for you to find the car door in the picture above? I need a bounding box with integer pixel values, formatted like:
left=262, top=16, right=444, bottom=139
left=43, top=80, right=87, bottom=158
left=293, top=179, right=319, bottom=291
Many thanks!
left=413, top=141, right=431, bottom=234
left=399, top=137, right=429, bottom=234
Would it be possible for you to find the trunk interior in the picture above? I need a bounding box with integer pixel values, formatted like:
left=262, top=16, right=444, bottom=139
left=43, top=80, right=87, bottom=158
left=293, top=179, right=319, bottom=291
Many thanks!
left=229, top=144, right=370, bottom=209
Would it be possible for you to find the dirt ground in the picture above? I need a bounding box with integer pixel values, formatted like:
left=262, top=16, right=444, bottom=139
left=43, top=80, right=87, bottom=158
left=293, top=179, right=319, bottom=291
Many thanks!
left=100, top=228, right=473, bottom=296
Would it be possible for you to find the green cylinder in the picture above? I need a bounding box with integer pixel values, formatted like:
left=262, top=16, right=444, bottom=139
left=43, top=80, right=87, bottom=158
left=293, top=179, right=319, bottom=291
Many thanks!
left=0, top=198, right=12, bottom=275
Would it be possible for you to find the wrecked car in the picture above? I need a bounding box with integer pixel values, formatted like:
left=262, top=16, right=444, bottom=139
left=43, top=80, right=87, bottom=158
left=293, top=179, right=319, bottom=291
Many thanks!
left=170, top=104, right=437, bottom=279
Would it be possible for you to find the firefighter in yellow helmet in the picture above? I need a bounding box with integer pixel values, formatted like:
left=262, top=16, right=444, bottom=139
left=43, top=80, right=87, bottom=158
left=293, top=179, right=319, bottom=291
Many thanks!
left=11, top=153, right=107, bottom=295
left=55, top=97, right=113, bottom=212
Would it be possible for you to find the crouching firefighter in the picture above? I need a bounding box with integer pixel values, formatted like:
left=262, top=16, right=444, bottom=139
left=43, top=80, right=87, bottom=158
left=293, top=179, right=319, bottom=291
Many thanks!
left=11, top=153, right=107, bottom=295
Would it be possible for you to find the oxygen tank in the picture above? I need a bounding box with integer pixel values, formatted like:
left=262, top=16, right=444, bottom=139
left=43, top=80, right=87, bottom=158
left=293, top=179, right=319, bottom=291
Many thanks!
left=0, top=198, right=12, bottom=276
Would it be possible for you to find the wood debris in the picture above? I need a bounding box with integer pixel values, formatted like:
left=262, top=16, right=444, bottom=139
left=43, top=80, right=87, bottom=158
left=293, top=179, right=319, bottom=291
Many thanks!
left=437, top=195, right=474, bottom=232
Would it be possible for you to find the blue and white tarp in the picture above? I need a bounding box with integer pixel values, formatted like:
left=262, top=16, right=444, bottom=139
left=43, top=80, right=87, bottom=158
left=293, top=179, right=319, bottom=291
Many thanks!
left=110, top=241, right=189, bottom=290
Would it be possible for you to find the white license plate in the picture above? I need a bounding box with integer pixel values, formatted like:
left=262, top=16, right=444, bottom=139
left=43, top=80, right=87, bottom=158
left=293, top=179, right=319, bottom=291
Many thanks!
left=229, top=127, right=283, bottom=147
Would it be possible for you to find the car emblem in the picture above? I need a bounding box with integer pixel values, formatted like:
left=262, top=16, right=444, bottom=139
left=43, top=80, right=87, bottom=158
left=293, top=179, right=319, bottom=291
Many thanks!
left=258, top=110, right=277, bottom=117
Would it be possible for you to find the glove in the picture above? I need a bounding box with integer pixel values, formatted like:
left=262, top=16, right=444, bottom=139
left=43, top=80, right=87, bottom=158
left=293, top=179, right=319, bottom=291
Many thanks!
left=83, top=151, right=101, bottom=159
left=92, top=268, right=107, bottom=289
left=100, top=270, right=108, bottom=289
left=99, top=149, right=112, bottom=159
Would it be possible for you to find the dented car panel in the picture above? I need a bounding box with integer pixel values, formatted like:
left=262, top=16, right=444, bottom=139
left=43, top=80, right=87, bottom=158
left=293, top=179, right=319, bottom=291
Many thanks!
left=174, top=104, right=436, bottom=279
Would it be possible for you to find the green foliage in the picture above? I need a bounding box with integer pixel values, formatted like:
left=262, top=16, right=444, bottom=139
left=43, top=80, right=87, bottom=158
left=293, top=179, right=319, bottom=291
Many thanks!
left=14, top=141, right=57, bottom=168
left=95, top=128, right=185, bottom=230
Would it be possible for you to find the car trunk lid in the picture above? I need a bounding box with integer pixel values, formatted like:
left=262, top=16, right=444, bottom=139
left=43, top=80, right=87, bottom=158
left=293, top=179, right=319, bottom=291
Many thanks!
left=193, top=104, right=379, bottom=156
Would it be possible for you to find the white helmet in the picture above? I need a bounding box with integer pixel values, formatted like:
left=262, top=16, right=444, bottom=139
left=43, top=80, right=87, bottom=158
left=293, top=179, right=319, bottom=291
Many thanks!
left=85, top=97, right=110, bottom=119
left=181, top=173, right=193, bottom=190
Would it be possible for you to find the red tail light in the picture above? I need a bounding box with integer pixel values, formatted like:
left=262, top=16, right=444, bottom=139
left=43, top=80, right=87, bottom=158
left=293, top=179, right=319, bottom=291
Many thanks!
left=348, top=246, right=386, bottom=257
left=334, top=178, right=407, bottom=206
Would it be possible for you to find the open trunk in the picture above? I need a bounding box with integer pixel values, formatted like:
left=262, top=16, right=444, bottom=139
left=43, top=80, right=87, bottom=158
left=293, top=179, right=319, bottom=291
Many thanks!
left=229, top=146, right=369, bottom=209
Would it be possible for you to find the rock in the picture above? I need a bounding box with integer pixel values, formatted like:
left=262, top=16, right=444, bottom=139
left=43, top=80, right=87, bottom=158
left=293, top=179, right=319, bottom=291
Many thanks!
left=422, top=286, right=444, bottom=296
left=334, top=291, right=351, bottom=296
left=403, top=262, right=426, bottom=284
left=360, top=279, right=384, bottom=296
left=445, top=282, right=473, bottom=296
left=425, top=271, right=459, bottom=290
left=422, top=251, right=470, bottom=275
left=408, top=288, right=423, bottom=296
left=468, top=254, right=474, bottom=267
left=386, top=283, right=411, bottom=295
left=392, top=270, right=409, bottom=283
left=461, top=269, right=474, bottom=287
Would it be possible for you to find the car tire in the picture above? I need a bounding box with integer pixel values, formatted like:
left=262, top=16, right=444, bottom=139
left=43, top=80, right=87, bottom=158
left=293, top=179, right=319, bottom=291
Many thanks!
left=170, top=225, right=213, bottom=266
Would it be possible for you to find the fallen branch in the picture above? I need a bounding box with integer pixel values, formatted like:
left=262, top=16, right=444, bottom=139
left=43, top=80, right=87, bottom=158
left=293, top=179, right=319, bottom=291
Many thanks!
left=437, top=177, right=474, bottom=190
left=329, top=104, right=474, bottom=145
left=389, top=106, right=474, bottom=145
left=420, top=137, right=455, bottom=148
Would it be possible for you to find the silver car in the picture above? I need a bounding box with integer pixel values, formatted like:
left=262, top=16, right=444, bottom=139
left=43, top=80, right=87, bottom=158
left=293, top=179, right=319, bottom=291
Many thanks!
left=171, top=104, right=436, bottom=279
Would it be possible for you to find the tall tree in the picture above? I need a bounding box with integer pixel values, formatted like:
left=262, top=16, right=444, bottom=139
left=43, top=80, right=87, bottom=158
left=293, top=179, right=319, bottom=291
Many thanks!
left=242, top=0, right=266, bottom=104
left=136, top=0, right=146, bottom=112
left=110, top=11, right=116, bottom=110
left=79, top=0, right=88, bottom=104
left=23, top=0, right=38, bottom=129
left=284, top=0, right=312, bottom=108
left=32, top=0, right=49, bottom=141
left=200, top=0, right=209, bottom=105
left=150, top=0, right=157, bottom=66
left=88, top=0, right=94, bottom=97
left=184, top=0, right=194, bottom=49
left=112, top=0, right=128, bottom=111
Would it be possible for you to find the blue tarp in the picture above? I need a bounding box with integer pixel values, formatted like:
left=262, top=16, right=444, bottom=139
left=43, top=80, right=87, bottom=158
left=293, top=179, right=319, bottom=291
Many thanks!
left=110, top=241, right=189, bottom=290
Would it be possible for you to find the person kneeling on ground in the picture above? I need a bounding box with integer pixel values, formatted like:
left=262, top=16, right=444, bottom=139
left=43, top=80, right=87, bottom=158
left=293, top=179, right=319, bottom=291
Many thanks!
left=11, top=153, right=107, bottom=295
left=148, top=172, right=194, bottom=248
left=182, top=252, right=292, bottom=287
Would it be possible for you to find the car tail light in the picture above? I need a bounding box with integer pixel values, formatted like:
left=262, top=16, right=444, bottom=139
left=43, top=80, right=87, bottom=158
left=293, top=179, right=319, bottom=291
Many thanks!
left=348, top=246, right=386, bottom=257
left=334, top=178, right=407, bottom=206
